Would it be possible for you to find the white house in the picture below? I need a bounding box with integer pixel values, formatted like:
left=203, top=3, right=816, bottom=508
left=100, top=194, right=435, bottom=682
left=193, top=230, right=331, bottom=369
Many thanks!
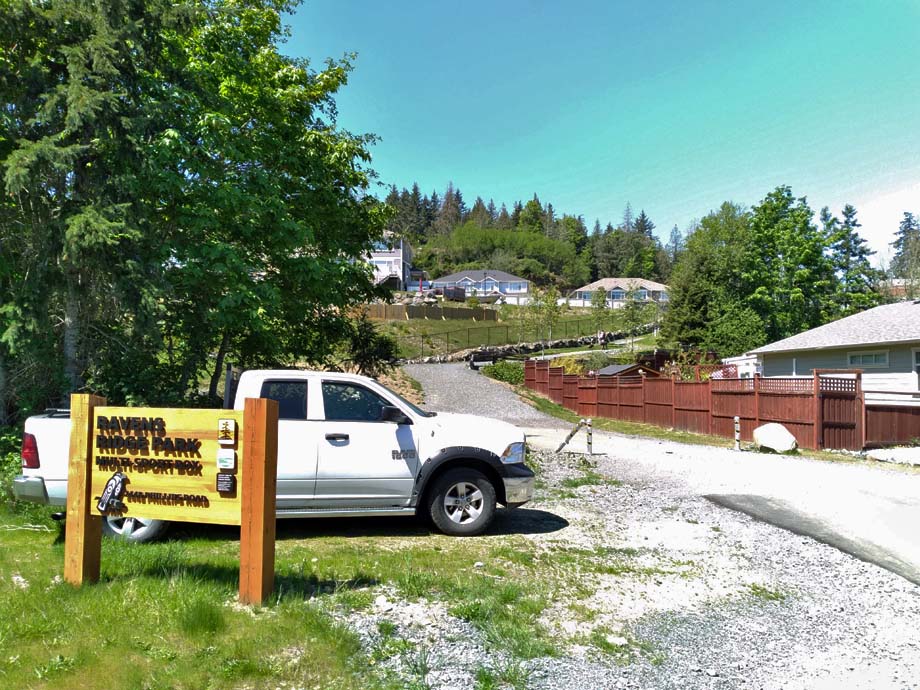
left=431, top=270, right=530, bottom=297
left=369, top=235, right=413, bottom=291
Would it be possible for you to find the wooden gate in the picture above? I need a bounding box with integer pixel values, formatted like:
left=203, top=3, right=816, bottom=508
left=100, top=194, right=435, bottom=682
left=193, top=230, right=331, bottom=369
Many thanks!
left=816, top=370, right=863, bottom=450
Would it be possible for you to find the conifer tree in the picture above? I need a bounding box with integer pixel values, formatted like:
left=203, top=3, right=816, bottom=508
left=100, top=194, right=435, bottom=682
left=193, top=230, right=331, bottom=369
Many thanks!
left=891, top=211, right=920, bottom=281
left=468, top=196, right=491, bottom=228
left=495, top=203, right=513, bottom=229
left=827, top=204, right=880, bottom=315
left=634, top=210, right=655, bottom=238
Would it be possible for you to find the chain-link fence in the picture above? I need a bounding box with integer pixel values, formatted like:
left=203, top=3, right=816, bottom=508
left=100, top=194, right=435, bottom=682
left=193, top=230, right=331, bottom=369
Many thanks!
left=394, top=316, right=625, bottom=359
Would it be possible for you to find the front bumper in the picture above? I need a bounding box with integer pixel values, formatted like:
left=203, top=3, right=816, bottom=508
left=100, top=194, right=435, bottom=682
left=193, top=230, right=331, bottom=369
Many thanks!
left=12, top=475, right=66, bottom=506
left=502, top=464, right=535, bottom=507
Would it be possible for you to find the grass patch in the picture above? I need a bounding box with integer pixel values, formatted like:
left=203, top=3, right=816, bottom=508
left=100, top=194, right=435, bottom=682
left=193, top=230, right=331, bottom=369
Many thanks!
left=586, top=627, right=665, bottom=666
left=748, top=582, right=788, bottom=602
left=561, top=470, right=621, bottom=490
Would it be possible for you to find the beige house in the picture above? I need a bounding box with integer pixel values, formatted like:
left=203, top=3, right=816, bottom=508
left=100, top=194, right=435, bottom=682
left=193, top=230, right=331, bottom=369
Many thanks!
left=568, top=277, right=669, bottom=309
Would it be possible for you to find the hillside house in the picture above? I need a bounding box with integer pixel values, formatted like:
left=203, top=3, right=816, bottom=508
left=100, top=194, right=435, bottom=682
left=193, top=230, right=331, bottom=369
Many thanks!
left=369, top=235, right=413, bottom=290
left=431, top=270, right=530, bottom=297
left=568, top=278, right=669, bottom=309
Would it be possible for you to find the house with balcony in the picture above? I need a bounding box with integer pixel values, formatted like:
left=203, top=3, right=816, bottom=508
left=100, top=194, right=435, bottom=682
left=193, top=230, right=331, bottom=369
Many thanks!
left=369, top=235, right=413, bottom=290
left=431, top=270, right=530, bottom=298
left=568, top=278, right=669, bottom=309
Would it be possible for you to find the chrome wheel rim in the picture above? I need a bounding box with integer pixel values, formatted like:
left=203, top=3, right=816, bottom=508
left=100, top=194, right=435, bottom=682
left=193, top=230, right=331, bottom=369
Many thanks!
left=443, top=482, right=484, bottom=524
left=106, top=516, right=152, bottom=538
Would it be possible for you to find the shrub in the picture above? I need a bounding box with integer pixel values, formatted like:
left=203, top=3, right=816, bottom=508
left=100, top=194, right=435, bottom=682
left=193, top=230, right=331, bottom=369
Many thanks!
left=482, top=360, right=525, bottom=386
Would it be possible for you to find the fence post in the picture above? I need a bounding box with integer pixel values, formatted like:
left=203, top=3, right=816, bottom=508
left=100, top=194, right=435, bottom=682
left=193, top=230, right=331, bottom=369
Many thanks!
left=615, top=376, right=620, bottom=418
left=754, top=373, right=761, bottom=428
left=670, top=375, right=676, bottom=429
left=813, top=371, right=822, bottom=450
left=642, top=375, right=648, bottom=423
left=856, top=371, right=865, bottom=450
left=707, top=378, right=713, bottom=436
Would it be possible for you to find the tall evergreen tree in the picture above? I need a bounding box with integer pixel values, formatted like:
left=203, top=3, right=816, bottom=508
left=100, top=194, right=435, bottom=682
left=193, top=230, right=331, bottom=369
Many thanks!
left=634, top=210, right=655, bottom=238
left=621, top=202, right=635, bottom=232
left=666, top=225, right=684, bottom=265
left=826, top=204, right=880, bottom=315
left=891, top=211, right=920, bottom=280
left=495, top=203, right=513, bottom=229
left=510, top=201, right=523, bottom=228
left=486, top=198, right=497, bottom=222
left=468, top=196, right=491, bottom=227
left=433, top=183, right=460, bottom=235
left=517, top=196, right=544, bottom=233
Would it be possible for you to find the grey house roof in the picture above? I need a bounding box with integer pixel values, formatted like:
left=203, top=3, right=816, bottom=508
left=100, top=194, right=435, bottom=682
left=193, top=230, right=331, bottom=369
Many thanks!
left=750, top=301, right=920, bottom=355
left=597, top=363, right=660, bottom=377
left=432, top=269, right=528, bottom=283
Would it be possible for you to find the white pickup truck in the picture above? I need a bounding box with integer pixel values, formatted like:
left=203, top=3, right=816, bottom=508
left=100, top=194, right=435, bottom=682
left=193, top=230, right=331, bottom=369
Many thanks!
left=13, top=370, right=534, bottom=541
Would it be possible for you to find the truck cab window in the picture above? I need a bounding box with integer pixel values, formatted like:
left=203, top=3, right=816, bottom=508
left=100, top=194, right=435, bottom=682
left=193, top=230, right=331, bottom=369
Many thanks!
left=322, top=382, right=389, bottom=422
left=259, top=381, right=308, bottom=420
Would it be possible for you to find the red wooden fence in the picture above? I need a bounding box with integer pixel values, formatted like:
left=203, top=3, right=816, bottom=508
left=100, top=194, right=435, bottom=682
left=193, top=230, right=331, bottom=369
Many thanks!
left=523, top=360, right=876, bottom=450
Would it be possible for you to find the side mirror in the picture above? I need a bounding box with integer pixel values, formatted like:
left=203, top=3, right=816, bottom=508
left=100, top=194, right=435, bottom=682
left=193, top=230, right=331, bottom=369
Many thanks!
left=380, top=405, right=412, bottom=425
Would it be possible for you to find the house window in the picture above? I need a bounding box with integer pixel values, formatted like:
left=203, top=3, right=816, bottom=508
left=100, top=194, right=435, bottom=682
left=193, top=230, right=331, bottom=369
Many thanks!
left=847, top=350, right=889, bottom=368
left=636, top=289, right=648, bottom=300
left=610, top=290, right=625, bottom=300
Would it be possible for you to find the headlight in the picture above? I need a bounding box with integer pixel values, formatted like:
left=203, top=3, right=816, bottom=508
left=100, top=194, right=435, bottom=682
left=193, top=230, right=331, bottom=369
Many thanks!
left=500, top=442, right=525, bottom=464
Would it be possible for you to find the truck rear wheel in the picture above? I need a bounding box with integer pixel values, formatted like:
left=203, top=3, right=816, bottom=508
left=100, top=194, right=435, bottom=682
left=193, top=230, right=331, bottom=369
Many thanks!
left=428, top=468, right=496, bottom=536
left=101, top=516, right=169, bottom=543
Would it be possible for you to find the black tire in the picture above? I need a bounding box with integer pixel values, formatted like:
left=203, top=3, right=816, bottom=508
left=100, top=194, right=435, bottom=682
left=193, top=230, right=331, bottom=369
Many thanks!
left=428, top=468, right=496, bottom=536
left=101, top=516, right=169, bottom=543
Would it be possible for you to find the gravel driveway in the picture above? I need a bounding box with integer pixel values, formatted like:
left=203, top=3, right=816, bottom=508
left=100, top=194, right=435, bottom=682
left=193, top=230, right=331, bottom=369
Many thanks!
left=385, top=363, right=920, bottom=690
left=404, top=362, right=566, bottom=428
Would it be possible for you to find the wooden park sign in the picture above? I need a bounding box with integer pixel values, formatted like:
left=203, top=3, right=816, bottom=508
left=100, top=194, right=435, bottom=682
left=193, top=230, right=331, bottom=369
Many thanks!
left=64, top=394, right=279, bottom=605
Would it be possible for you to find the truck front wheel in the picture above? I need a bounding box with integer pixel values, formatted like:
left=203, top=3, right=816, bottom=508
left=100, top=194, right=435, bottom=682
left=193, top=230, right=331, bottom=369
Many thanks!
left=428, top=468, right=496, bottom=536
left=101, top=516, right=169, bottom=543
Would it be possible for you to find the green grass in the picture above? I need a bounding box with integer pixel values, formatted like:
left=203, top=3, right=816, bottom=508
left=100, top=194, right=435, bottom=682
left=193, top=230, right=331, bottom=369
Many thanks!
left=561, top=470, right=621, bottom=489
left=3, top=502, right=638, bottom=689
left=748, top=582, right=788, bottom=602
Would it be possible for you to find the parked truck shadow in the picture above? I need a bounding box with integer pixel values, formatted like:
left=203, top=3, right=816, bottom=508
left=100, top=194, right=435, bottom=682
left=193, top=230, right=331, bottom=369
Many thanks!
left=168, top=507, right=568, bottom=542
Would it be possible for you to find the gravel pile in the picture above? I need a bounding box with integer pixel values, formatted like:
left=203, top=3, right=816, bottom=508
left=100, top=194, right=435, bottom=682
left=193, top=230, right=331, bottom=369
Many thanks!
left=328, top=364, right=920, bottom=689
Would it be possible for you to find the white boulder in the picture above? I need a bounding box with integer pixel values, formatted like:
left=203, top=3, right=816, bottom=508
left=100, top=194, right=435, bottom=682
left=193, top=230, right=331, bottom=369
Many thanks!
left=753, top=423, right=797, bottom=453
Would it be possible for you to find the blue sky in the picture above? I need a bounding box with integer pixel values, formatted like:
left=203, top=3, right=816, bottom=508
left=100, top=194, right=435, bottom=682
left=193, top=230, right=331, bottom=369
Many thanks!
left=286, top=0, right=920, bottom=261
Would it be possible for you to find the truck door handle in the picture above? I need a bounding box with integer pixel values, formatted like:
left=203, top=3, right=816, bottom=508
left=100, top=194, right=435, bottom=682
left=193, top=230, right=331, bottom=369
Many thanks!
left=325, top=433, right=349, bottom=442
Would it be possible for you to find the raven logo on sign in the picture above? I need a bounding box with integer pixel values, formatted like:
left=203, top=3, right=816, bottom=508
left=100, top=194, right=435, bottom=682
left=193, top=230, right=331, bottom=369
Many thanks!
left=96, top=471, right=128, bottom=514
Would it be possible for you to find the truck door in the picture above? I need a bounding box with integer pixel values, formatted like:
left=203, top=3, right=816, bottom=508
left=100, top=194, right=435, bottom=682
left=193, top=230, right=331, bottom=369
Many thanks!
left=314, top=380, right=420, bottom=508
left=258, top=379, right=322, bottom=510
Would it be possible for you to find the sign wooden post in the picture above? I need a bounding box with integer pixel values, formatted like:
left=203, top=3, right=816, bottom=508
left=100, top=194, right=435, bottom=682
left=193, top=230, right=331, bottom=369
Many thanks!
left=64, top=393, right=106, bottom=586
left=239, top=397, right=279, bottom=605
